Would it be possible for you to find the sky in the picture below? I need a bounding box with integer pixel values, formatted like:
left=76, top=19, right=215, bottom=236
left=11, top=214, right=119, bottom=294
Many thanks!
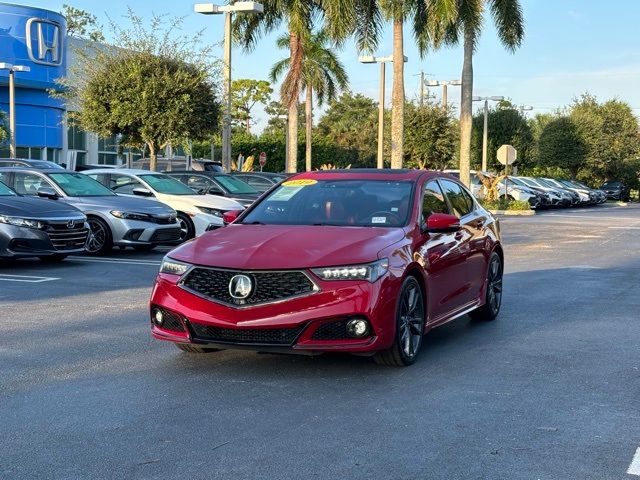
left=22, top=0, right=640, bottom=131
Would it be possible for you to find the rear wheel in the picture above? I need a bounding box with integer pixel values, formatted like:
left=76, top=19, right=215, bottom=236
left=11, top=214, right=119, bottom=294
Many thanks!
left=177, top=213, right=195, bottom=242
left=175, top=343, right=221, bottom=353
left=469, top=252, right=503, bottom=321
left=86, top=217, right=113, bottom=255
left=374, top=276, right=425, bottom=367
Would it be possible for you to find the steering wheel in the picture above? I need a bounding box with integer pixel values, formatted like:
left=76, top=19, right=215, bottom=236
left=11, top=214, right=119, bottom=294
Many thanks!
left=362, top=211, right=402, bottom=225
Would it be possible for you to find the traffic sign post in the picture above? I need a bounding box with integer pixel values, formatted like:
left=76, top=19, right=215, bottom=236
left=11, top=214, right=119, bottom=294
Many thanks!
left=259, top=152, right=267, bottom=172
left=497, top=145, right=517, bottom=201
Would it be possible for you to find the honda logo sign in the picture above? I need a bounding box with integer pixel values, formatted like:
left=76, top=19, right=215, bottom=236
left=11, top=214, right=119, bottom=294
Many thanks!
left=26, top=18, right=63, bottom=66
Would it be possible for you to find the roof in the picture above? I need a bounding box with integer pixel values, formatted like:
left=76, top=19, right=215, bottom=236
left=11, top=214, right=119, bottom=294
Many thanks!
left=0, top=167, right=70, bottom=174
left=289, top=168, right=430, bottom=181
left=82, top=168, right=164, bottom=175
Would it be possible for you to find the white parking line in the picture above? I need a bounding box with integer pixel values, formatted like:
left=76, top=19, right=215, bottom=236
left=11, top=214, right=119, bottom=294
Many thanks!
left=608, top=227, right=640, bottom=230
left=627, top=447, right=640, bottom=476
left=0, top=274, right=60, bottom=283
left=68, top=256, right=161, bottom=266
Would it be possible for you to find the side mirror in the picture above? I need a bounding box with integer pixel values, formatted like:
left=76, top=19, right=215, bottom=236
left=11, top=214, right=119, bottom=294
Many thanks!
left=222, top=209, right=242, bottom=225
left=132, top=187, right=153, bottom=197
left=37, top=187, right=59, bottom=199
left=424, top=213, right=460, bottom=233
left=207, top=187, right=224, bottom=196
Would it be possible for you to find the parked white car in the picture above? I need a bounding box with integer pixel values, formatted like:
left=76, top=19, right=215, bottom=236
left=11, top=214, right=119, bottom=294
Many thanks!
left=84, top=169, right=244, bottom=241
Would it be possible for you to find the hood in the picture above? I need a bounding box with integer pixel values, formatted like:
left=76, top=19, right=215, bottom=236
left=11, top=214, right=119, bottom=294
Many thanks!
left=0, top=196, right=85, bottom=218
left=65, top=195, right=174, bottom=214
left=156, top=193, right=244, bottom=211
left=169, top=224, right=405, bottom=270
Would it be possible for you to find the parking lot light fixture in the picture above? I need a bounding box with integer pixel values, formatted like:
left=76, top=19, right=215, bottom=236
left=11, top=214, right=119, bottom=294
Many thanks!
left=195, top=2, right=264, bottom=174
left=358, top=55, right=407, bottom=169
left=473, top=95, right=505, bottom=171
left=0, top=63, right=31, bottom=158
left=424, top=79, right=461, bottom=109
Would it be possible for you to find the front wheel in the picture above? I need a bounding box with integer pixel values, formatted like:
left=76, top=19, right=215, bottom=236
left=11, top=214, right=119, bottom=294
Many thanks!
left=374, top=276, right=425, bottom=367
left=177, top=213, right=195, bottom=242
left=86, top=217, right=113, bottom=255
left=469, top=252, right=503, bottom=321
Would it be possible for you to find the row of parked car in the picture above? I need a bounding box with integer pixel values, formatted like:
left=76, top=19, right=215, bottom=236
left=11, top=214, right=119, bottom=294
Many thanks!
left=445, top=169, right=617, bottom=209
left=0, top=158, right=289, bottom=262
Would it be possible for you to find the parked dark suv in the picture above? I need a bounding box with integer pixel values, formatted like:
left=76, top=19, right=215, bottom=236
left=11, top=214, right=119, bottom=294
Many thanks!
left=600, top=180, right=630, bottom=201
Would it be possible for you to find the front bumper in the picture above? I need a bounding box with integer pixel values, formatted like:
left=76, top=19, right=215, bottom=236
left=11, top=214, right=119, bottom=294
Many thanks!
left=149, top=272, right=398, bottom=354
left=111, top=218, right=182, bottom=246
left=0, top=222, right=89, bottom=258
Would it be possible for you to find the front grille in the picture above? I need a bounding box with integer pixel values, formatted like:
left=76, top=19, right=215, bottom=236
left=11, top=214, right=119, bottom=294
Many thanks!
left=153, top=215, right=177, bottom=225
left=45, top=222, right=89, bottom=251
left=149, top=228, right=182, bottom=243
left=312, top=320, right=351, bottom=341
left=181, top=268, right=317, bottom=307
left=190, top=322, right=305, bottom=345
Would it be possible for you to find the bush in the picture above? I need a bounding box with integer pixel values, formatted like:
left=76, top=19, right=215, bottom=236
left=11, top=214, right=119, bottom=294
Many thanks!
left=480, top=198, right=530, bottom=211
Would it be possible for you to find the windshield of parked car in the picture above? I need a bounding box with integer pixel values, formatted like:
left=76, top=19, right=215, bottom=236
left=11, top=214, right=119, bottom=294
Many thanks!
left=536, top=178, right=557, bottom=188
left=0, top=181, right=17, bottom=196
left=49, top=172, right=116, bottom=197
left=214, top=175, right=259, bottom=194
left=601, top=180, right=621, bottom=187
left=140, top=174, right=197, bottom=195
left=509, top=177, right=527, bottom=187
left=240, top=179, right=414, bottom=227
left=519, top=178, right=540, bottom=188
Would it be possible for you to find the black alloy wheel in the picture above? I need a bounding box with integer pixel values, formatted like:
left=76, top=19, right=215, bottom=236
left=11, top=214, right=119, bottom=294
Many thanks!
left=86, top=217, right=113, bottom=255
left=470, top=252, right=503, bottom=321
left=177, top=213, right=195, bottom=242
left=374, top=276, right=425, bottom=367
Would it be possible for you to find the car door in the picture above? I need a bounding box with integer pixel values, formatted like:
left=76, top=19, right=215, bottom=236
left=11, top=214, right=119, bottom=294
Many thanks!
left=439, top=179, right=489, bottom=306
left=414, top=179, right=469, bottom=323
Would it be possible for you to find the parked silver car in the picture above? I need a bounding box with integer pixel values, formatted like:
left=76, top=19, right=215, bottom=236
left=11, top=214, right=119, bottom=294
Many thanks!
left=0, top=168, right=181, bottom=255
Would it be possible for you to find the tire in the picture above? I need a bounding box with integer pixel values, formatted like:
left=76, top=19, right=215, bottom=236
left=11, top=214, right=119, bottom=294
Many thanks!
left=175, top=343, right=221, bottom=353
left=86, top=217, right=113, bottom=255
left=133, top=244, right=156, bottom=252
left=177, top=212, right=195, bottom=242
left=374, top=276, right=425, bottom=367
left=469, top=252, right=503, bottom=321
left=38, top=254, right=67, bottom=263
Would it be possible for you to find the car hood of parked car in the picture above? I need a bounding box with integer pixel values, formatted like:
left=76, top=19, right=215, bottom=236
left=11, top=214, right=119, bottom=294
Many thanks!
left=169, top=224, right=406, bottom=270
left=0, top=196, right=85, bottom=218
left=64, top=195, right=175, bottom=214
left=154, top=193, right=244, bottom=211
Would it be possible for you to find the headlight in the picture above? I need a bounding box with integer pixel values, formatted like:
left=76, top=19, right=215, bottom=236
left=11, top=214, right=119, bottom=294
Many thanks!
left=110, top=210, right=152, bottom=221
left=197, top=206, right=225, bottom=218
left=0, top=215, right=45, bottom=229
left=159, top=257, right=191, bottom=276
left=311, top=258, right=389, bottom=283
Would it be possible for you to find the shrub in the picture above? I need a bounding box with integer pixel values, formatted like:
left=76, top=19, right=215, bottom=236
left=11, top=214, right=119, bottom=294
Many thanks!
left=480, top=198, right=530, bottom=211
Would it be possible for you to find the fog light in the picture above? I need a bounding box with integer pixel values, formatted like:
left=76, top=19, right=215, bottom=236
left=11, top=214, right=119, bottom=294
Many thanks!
left=153, top=308, right=164, bottom=326
left=346, top=318, right=369, bottom=338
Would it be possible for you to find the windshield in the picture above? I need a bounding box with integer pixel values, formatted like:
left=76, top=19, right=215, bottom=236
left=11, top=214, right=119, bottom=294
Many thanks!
left=509, top=177, right=527, bottom=187
left=49, top=172, right=116, bottom=197
left=241, top=179, right=414, bottom=227
left=0, top=181, right=17, bottom=196
left=602, top=180, right=621, bottom=187
left=215, top=175, right=259, bottom=194
left=140, top=174, right=197, bottom=195
left=536, top=178, right=556, bottom=188
left=519, top=178, right=540, bottom=188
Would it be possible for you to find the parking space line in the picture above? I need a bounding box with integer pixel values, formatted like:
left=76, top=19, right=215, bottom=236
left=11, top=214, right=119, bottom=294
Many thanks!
left=68, top=256, right=161, bottom=266
left=0, top=274, right=60, bottom=283
left=627, top=447, right=640, bottom=476
left=608, top=227, right=640, bottom=230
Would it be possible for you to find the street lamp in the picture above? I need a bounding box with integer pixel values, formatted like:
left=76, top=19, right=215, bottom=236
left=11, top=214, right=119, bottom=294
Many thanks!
left=473, top=95, right=504, bottom=172
left=195, top=2, right=263, bottom=173
left=425, top=79, right=461, bottom=109
left=0, top=63, right=31, bottom=158
left=359, top=54, right=408, bottom=169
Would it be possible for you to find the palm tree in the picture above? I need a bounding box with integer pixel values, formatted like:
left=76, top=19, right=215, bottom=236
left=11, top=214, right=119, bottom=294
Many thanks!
left=347, top=0, right=458, bottom=168
left=270, top=30, right=348, bottom=171
left=434, top=0, right=524, bottom=186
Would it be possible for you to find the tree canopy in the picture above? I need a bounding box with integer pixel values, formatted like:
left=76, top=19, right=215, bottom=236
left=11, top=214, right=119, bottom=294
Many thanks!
left=231, top=79, right=273, bottom=134
left=62, top=4, right=105, bottom=42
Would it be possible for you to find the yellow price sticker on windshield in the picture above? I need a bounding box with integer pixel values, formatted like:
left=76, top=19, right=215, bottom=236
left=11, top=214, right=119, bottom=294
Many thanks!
left=282, top=179, right=318, bottom=187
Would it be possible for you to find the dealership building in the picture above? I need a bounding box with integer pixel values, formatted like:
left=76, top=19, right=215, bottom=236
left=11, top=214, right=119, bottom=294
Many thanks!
left=0, top=2, right=142, bottom=167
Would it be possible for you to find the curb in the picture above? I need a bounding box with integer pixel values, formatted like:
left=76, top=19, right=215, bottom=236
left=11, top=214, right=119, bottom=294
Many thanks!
left=488, top=209, right=535, bottom=216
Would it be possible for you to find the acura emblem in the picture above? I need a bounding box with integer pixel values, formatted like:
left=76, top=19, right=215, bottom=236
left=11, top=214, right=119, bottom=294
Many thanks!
left=229, top=274, right=253, bottom=299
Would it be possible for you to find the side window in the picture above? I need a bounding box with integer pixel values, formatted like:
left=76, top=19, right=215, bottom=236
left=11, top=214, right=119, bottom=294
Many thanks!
left=187, top=175, right=212, bottom=193
left=13, top=173, right=53, bottom=195
left=440, top=180, right=473, bottom=218
left=247, top=176, right=271, bottom=190
left=422, top=180, right=449, bottom=221
left=0, top=172, right=11, bottom=188
left=110, top=174, right=143, bottom=194
left=86, top=173, right=109, bottom=186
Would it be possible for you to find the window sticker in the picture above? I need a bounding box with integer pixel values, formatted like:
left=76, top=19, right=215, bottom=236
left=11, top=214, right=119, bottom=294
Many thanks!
left=390, top=207, right=399, bottom=212
left=270, top=186, right=304, bottom=201
left=281, top=179, right=318, bottom=187
left=372, top=216, right=387, bottom=224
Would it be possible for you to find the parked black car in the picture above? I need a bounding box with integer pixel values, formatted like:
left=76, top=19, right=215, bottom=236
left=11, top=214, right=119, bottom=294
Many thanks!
left=0, top=181, right=89, bottom=262
left=231, top=172, right=291, bottom=193
left=165, top=170, right=261, bottom=208
left=600, top=180, right=630, bottom=201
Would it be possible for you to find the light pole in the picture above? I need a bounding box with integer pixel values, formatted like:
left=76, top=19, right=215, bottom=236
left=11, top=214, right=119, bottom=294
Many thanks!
left=359, top=55, right=407, bottom=169
left=473, top=95, right=504, bottom=172
left=0, top=63, right=31, bottom=158
left=195, top=2, right=263, bottom=173
left=425, top=79, right=461, bottom=110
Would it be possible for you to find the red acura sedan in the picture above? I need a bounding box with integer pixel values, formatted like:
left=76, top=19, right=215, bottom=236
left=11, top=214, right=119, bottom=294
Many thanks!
left=150, top=169, right=503, bottom=366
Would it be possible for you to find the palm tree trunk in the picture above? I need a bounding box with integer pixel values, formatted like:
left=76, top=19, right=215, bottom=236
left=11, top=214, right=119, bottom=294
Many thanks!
left=286, top=31, right=302, bottom=173
left=459, top=26, right=474, bottom=188
left=305, top=86, right=312, bottom=171
left=390, top=17, right=405, bottom=169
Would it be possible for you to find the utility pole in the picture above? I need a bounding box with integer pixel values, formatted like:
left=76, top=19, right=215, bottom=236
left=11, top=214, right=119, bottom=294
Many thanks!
left=0, top=63, right=31, bottom=158
left=473, top=95, right=504, bottom=171
left=425, top=79, right=461, bottom=110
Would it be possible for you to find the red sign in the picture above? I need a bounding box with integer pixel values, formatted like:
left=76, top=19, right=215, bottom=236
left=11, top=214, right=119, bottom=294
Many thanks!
left=259, top=152, right=267, bottom=167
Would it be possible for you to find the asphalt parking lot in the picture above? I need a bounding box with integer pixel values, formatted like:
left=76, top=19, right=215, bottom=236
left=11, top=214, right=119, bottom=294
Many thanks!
left=1, top=204, right=639, bottom=480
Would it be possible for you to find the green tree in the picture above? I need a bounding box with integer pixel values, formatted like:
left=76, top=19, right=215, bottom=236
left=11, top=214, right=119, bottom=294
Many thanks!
left=271, top=30, right=348, bottom=171
left=62, top=4, right=105, bottom=42
left=537, top=116, right=587, bottom=179
left=404, top=102, right=458, bottom=170
left=231, top=79, right=272, bottom=134
left=59, top=12, right=220, bottom=171
left=0, top=110, right=7, bottom=146
left=434, top=0, right=524, bottom=186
